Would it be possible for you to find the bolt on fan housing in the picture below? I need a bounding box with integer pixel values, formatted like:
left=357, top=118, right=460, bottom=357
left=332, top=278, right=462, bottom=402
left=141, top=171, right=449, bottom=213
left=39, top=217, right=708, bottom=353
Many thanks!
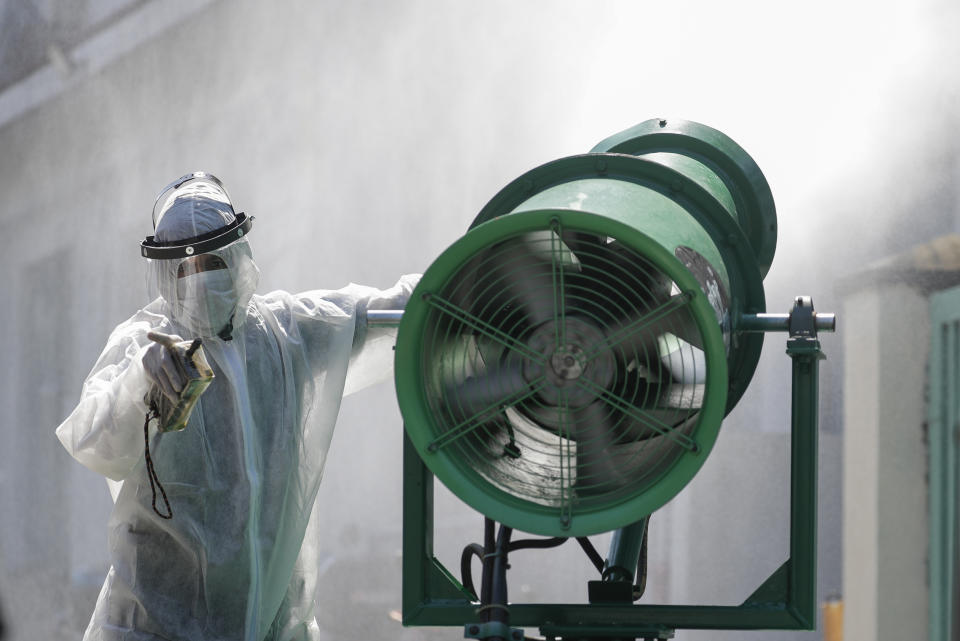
left=396, top=119, right=776, bottom=537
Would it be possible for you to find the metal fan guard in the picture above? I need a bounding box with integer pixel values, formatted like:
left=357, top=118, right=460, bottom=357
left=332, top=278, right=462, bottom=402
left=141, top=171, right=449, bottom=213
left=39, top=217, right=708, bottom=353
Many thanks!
left=397, top=209, right=729, bottom=536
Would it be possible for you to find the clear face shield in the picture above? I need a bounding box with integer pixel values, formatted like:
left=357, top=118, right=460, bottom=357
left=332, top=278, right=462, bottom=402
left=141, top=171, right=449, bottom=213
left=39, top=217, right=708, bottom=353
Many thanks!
left=142, top=173, right=260, bottom=339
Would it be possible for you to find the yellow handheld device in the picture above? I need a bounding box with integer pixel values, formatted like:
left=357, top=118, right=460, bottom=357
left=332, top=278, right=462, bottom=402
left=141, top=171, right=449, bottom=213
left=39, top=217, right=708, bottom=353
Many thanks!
left=145, top=332, right=215, bottom=432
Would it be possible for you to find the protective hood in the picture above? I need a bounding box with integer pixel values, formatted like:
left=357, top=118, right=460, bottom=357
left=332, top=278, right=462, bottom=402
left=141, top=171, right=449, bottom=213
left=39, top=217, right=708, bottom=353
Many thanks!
left=146, top=181, right=260, bottom=339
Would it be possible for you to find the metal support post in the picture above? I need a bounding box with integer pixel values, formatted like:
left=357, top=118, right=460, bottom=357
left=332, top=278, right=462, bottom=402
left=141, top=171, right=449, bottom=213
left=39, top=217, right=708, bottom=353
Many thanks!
left=785, top=333, right=823, bottom=627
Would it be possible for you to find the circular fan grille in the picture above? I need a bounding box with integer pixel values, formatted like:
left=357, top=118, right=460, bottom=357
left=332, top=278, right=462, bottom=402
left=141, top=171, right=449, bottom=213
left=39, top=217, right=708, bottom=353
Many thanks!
left=398, top=210, right=728, bottom=536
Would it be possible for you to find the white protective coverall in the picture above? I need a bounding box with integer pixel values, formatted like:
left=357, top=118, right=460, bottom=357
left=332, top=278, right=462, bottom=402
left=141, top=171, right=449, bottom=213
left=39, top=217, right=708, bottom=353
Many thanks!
left=56, top=181, right=418, bottom=641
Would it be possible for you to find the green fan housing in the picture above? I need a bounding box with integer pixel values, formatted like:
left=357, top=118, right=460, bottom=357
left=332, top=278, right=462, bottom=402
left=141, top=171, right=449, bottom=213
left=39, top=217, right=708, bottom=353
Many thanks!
left=396, top=118, right=776, bottom=537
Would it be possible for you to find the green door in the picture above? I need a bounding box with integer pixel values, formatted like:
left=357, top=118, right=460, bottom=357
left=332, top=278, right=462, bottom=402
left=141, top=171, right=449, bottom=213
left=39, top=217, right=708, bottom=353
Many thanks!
left=929, top=286, right=960, bottom=641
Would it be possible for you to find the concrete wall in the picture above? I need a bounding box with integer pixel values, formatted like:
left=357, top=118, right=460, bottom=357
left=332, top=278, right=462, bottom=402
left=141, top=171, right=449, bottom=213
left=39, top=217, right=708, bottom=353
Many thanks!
left=842, top=281, right=930, bottom=641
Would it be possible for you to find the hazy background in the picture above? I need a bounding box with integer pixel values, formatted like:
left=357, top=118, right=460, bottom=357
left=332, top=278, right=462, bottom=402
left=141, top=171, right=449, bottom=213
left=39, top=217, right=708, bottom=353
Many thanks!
left=0, top=0, right=956, bottom=639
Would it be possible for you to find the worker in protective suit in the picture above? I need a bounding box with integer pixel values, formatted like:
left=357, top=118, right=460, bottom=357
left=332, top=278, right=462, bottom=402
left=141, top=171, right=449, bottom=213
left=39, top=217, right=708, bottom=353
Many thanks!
left=56, top=173, right=419, bottom=641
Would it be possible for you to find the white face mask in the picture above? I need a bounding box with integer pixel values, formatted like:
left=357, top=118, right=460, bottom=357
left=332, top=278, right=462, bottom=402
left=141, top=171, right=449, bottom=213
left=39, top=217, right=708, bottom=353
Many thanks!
left=176, top=269, right=239, bottom=339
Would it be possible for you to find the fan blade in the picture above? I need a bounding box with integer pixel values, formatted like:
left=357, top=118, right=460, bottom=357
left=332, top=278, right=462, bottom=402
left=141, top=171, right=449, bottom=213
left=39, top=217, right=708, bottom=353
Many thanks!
left=559, top=235, right=674, bottom=328
left=659, top=303, right=703, bottom=351
left=597, top=243, right=675, bottom=303
left=613, top=370, right=700, bottom=430
left=603, top=294, right=704, bottom=366
left=509, top=347, right=699, bottom=445
left=469, top=232, right=580, bottom=329
left=657, top=334, right=707, bottom=385
left=440, top=359, right=531, bottom=424
left=570, top=401, right=638, bottom=494
left=425, top=355, right=535, bottom=456
left=571, top=398, right=703, bottom=496
left=441, top=253, right=487, bottom=313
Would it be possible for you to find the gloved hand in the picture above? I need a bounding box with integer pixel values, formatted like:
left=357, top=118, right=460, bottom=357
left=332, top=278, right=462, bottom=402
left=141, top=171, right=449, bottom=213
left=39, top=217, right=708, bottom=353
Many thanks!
left=143, top=332, right=187, bottom=404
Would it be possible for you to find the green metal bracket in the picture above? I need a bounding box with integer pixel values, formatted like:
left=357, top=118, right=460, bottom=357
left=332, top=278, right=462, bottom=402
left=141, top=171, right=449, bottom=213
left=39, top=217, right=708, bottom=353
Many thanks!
left=402, top=297, right=826, bottom=636
left=742, top=560, right=790, bottom=607
left=783, top=335, right=823, bottom=629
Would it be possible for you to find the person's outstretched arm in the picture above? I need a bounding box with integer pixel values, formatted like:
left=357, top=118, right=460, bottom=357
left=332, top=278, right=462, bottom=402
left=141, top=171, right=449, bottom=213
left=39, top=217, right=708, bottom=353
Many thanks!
left=55, top=311, right=166, bottom=481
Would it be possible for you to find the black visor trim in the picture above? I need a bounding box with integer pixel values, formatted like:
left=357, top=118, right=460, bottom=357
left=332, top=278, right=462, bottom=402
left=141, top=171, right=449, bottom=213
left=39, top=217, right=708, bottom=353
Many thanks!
left=141, top=213, right=254, bottom=259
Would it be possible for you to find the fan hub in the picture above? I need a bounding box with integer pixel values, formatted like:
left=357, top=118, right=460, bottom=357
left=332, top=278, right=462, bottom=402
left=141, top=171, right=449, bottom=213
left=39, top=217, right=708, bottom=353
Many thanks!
left=521, top=317, right=615, bottom=408
left=550, top=345, right=585, bottom=380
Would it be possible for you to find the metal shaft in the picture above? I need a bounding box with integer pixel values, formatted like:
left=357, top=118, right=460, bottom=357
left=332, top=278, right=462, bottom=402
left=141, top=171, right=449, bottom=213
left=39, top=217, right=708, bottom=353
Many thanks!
left=603, top=518, right=648, bottom=584
left=739, top=313, right=836, bottom=333
left=367, top=309, right=404, bottom=327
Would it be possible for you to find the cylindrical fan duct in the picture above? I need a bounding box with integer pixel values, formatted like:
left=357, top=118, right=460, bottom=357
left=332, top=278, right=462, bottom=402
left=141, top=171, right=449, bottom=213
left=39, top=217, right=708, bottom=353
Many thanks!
left=396, top=119, right=776, bottom=537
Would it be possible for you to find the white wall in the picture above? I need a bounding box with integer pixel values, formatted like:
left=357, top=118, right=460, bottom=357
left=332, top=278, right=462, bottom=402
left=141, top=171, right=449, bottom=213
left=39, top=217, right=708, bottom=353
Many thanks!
left=842, top=281, right=930, bottom=641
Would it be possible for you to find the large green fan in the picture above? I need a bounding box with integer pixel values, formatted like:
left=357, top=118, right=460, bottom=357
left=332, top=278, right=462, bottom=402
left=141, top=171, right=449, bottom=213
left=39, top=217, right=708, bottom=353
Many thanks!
left=396, top=119, right=774, bottom=537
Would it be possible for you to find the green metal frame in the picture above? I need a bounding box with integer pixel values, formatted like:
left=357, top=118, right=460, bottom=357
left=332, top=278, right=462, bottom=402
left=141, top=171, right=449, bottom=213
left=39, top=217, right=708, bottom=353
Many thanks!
left=402, top=332, right=822, bottom=636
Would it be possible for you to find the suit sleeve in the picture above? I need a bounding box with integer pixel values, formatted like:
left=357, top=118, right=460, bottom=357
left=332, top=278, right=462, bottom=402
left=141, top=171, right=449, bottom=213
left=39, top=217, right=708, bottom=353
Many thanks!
left=55, top=315, right=159, bottom=481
